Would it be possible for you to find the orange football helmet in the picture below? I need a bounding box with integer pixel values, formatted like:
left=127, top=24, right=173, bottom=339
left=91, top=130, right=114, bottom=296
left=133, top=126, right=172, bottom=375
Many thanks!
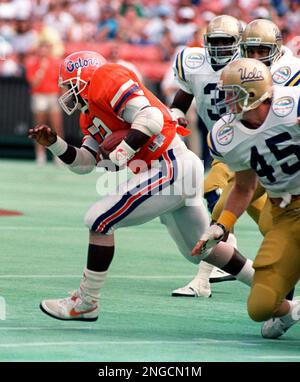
left=58, top=51, right=106, bottom=115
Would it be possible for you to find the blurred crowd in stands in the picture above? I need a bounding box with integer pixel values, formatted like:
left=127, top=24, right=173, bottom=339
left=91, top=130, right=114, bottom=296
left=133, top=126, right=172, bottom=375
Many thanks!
left=0, top=0, right=300, bottom=164
left=0, top=0, right=300, bottom=80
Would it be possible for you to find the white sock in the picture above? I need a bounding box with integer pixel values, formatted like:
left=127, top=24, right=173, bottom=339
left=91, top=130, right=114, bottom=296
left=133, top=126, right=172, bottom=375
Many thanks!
left=235, top=259, right=254, bottom=287
left=191, top=261, right=214, bottom=285
left=281, top=300, right=300, bottom=324
left=80, top=268, right=108, bottom=301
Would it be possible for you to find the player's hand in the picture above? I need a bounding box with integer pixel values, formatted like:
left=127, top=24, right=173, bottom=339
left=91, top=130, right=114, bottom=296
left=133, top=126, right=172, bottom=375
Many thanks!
left=98, top=144, right=110, bottom=160
left=97, top=147, right=120, bottom=172
left=177, top=117, right=189, bottom=128
left=28, top=125, right=57, bottom=147
left=192, top=223, right=226, bottom=256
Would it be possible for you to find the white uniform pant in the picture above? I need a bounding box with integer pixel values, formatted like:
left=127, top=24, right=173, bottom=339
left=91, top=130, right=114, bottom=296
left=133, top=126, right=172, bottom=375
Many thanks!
left=85, top=143, right=209, bottom=264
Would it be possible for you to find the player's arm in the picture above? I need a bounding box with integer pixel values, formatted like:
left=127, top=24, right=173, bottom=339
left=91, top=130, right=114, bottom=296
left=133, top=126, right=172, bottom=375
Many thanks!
left=108, top=96, right=164, bottom=167
left=218, top=169, right=258, bottom=228
left=193, top=169, right=258, bottom=255
left=170, top=89, right=194, bottom=127
left=170, top=48, right=194, bottom=125
left=28, top=125, right=97, bottom=174
left=170, top=89, right=194, bottom=115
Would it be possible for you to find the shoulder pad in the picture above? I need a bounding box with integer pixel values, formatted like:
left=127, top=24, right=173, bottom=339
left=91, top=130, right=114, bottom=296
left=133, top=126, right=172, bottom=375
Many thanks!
left=209, top=118, right=236, bottom=157
left=272, top=55, right=300, bottom=86
left=174, top=47, right=206, bottom=81
left=271, top=85, right=300, bottom=117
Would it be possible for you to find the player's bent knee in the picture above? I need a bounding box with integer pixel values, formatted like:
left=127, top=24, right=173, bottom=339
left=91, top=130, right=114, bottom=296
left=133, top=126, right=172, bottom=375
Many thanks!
left=84, top=211, right=97, bottom=231
left=84, top=207, right=104, bottom=232
left=247, top=283, right=279, bottom=322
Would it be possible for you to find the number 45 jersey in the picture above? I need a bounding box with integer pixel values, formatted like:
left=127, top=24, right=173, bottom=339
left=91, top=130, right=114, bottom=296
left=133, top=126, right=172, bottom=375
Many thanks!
left=173, top=47, right=238, bottom=131
left=208, top=86, right=300, bottom=198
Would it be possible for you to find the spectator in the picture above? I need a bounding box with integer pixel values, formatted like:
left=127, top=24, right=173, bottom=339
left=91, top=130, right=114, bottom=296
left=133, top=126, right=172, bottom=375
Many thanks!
left=0, top=0, right=17, bottom=20
left=118, top=6, right=147, bottom=43
left=119, top=0, right=144, bottom=17
left=11, top=19, right=37, bottom=55
left=167, top=7, right=198, bottom=45
left=25, top=40, right=64, bottom=166
left=44, top=2, right=75, bottom=41
left=31, top=0, right=50, bottom=19
left=143, top=5, right=172, bottom=44
left=13, top=0, right=32, bottom=20
left=286, top=0, right=300, bottom=35
left=35, top=21, right=64, bottom=57
left=70, top=0, right=101, bottom=21
left=96, top=5, right=118, bottom=41
left=0, top=39, right=21, bottom=76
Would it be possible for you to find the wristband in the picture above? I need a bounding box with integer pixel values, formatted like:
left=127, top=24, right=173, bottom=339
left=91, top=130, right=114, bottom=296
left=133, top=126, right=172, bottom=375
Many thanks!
left=48, top=136, right=68, bottom=156
left=109, top=140, right=136, bottom=167
left=217, top=210, right=237, bottom=231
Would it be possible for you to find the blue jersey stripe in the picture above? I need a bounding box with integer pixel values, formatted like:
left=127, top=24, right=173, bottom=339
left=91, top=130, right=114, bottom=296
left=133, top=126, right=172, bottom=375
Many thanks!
left=180, top=49, right=186, bottom=82
left=285, top=70, right=300, bottom=86
left=207, top=132, right=222, bottom=157
left=113, top=85, right=140, bottom=114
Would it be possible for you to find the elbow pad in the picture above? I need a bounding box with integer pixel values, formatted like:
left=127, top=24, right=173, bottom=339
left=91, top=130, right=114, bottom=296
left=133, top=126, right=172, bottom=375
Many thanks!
left=48, top=137, right=96, bottom=174
left=131, top=106, right=164, bottom=137
left=69, top=147, right=96, bottom=174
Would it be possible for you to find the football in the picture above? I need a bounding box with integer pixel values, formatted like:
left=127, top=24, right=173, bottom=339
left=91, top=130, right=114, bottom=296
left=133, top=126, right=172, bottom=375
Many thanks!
left=100, top=129, right=130, bottom=158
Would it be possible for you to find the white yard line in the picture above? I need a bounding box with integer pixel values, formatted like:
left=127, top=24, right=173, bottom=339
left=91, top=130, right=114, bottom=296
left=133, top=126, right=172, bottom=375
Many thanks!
left=0, top=226, right=161, bottom=232
left=0, top=227, right=85, bottom=231
left=0, top=275, right=194, bottom=279
left=0, top=327, right=95, bottom=331
left=251, top=355, right=300, bottom=360
left=0, top=339, right=262, bottom=348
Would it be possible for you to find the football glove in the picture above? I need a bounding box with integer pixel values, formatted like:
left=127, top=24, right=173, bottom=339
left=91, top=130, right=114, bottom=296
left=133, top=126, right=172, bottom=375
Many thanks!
left=192, top=223, right=226, bottom=256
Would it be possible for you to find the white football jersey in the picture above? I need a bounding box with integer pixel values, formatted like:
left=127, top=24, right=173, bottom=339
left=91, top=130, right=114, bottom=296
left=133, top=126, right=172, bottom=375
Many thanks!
left=271, top=45, right=300, bottom=87
left=208, top=86, right=300, bottom=198
left=173, top=47, right=238, bottom=131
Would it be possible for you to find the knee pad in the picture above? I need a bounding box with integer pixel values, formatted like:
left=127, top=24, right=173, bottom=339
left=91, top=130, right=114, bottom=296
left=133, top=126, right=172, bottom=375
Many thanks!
left=247, top=283, right=279, bottom=322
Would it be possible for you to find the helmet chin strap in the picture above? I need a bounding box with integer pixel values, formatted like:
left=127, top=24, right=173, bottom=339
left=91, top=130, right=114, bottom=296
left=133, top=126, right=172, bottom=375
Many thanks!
left=74, top=67, right=89, bottom=113
left=213, top=56, right=232, bottom=65
left=79, top=98, right=89, bottom=113
left=76, top=74, right=89, bottom=113
left=243, top=89, right=272, bottom=112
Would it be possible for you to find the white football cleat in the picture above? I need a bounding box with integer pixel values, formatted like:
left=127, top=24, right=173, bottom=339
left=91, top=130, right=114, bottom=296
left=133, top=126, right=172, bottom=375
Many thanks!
left=172, top=281, right=212, bottom=298
left=40, top=289, right=99, bottom=321
left=209, top=268, right=236, bottom=283
left=261, top=298, right=300, bottom=339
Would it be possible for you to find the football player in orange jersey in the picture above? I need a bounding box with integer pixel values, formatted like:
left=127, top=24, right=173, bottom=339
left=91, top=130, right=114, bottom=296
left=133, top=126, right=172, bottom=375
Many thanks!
left=29, top=51, right=253, bottom=321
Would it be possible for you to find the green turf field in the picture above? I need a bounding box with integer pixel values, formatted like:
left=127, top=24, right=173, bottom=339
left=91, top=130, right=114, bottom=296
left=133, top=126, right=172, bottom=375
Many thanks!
left=0, top=159, right=299, bottom=362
